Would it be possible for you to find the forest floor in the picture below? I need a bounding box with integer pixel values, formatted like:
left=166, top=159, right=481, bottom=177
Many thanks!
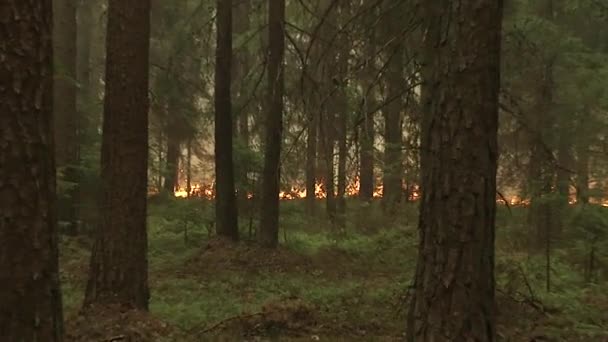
left=60, top=200, right=608, bottom=341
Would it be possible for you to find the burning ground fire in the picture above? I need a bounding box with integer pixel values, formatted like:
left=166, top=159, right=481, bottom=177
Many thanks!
left=173, top=179, right=416, bottom=200
left=172, top=182, right=608, bottom=207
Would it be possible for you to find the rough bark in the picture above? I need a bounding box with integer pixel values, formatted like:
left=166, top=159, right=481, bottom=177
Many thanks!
left=0, top=1, right=64, bottom=339
left=84, top=0, right=151, bottom=310
left=258, top=0, right=285, bottom=248
left=54, top=0, right=79, bottom=230
left=215, top=0, right=239, bottom=240
left=407, top=1, right=503, bottom=341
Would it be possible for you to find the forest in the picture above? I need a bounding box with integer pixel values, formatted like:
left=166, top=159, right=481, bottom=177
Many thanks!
left=1, top=0, right=607, bottom=341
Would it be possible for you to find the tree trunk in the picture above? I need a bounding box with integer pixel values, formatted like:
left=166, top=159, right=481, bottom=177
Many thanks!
left=54, top=0, right=79, bottom=231
left=407, top=1, right=503, bottom=340
left=0, top=2, right=64, bottom=339
left=576, top=145, right=590, bottom=204
left=215, top=0, right=239, bottom=240
left=382, top=16, right=404, bottom=215
left=84, top=0, right=151, bottom=310
left=234, top=0, right=251, bottom=206
left=336, top=98, right=348, bottom=227
left=335, top=3, right=350, bottom=226
left=258, top=0, right=285, bottom=248
left=75, top=0, right=95, bottom=233
left=320, top=109, right=337, bottom=223
left=163, top=125, right=180, bottom=193
left=156, top=130, right=164, bottom=191
left=186, top=138, right=192, bottom=196
left=359, top=33, right=377, bottom=202
left=306, top=109, right=318, bottom=215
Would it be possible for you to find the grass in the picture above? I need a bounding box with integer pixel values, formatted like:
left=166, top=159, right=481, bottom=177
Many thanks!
left=60, top=199, right=608, bottom=340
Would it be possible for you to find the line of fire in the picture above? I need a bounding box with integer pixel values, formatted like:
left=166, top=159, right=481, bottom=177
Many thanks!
left=150, top=173, right=608, bottom=207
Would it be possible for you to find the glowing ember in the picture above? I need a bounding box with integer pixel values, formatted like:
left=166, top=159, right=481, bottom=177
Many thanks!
left=174, top=189, right=188, bottom=198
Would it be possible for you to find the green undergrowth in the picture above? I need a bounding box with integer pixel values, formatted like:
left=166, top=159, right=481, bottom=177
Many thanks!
left=60, top=199, right=608, bottom=340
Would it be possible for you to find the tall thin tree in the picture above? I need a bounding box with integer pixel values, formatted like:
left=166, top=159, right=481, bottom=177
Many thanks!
left=84, top=0, right=151, bottom=310
left=407, top=1, right=504, bottom=340
left=215, top=0, right=239, bottom=240
left=382, top=4, right=405, bottom=215
left=259, top=0, right=286, bottom=248
left=54, top=0, right=79, bottom=231
left=0, top=0, right=64, bottom=339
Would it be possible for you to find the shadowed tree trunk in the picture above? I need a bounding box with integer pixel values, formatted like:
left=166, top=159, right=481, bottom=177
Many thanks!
left=234, top=0, right=252, bottom=208
left=407, top=1, right=503, bottom=340
left=359, top=20, right=377, bottom=202
left=258, top=0, right=285, bottom=248
left=163, top=123, right=181, bottom=193
left=336, top=113, right=347, bottom=226
left=333, top=2, right=349, bottom=227
left=84, top=0, right=151, bottom=310
left=306, top=108, right=319, bottom=215
left=576, top=144, right=590, bottom=204
left=54, top=0, right=79, bottom=231
left=0, top=1, right=64, bottom=339
left=186, top=138, right=192, bottom=196
left=75, top=0, right=104, bottom=233
left=320, top=109, right=337, bottom=223
left=215, top=0, right=239, bottom=240
left=382, top=11, right=404, bottom=215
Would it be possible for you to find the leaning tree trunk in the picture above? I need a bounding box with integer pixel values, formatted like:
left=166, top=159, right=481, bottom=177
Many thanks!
left=0, top=1, right=64, bottom=339
left=84, top=0, right=151, bottom=310
left=258, top=0, right=285, bottom=248
left=407, top=1, right=503, bottom=341
left=215, top=0, right=239, bottom=240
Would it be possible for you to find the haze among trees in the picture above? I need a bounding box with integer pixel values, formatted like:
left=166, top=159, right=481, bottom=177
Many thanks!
left=1, top=0, right=607, bottom=341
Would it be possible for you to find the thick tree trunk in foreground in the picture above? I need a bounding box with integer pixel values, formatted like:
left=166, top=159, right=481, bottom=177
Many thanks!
left=258, top=0, right=285, bottom=248
left=407, top=1, right=503, bottom=341
left=0, top=1, right=64, bottom=339
left=84, top=0, right=151, bottom=310
left=215, top=0, right=239, bottom=240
